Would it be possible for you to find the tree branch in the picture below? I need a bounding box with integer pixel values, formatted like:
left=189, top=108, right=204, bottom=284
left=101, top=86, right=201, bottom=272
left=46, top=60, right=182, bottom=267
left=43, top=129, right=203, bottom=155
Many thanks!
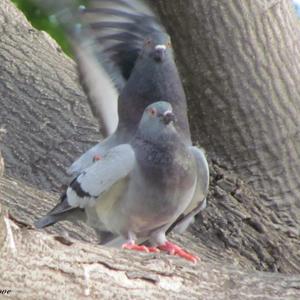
left=1, top=176, right=300, bottom=299
left=1, top=1, right=300, bottom=298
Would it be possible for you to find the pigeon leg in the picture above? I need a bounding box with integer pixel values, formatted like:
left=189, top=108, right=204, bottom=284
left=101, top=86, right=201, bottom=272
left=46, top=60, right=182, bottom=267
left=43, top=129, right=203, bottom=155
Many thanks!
left=158, top=241, right=199, bottom=263
left=143, top=245, right=160, bottom=253
left=122, top=239, right=159, bottom=253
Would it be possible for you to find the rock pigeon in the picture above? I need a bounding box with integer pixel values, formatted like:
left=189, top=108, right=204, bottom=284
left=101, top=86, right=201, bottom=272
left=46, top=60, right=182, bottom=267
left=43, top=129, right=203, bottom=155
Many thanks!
left=33, top=0, right=191, bottom=173
left=33, top=0, right=209, bottom=253
left=35, top=102, right=209, bottom=262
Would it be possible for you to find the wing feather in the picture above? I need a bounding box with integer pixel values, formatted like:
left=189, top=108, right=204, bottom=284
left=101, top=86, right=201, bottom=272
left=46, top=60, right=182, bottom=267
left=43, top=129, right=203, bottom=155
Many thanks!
left=33, top=0, right=165, bottom=136
left=167, top=147, right=209, bottom=234
left=67, top=144, right=135, bottom=208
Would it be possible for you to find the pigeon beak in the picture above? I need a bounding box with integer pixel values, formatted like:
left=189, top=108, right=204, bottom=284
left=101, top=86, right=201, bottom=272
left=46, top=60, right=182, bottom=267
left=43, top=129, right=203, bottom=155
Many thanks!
left=163, top=111, right=175, bottom=125
left=154, top=45, right=166, bottom=61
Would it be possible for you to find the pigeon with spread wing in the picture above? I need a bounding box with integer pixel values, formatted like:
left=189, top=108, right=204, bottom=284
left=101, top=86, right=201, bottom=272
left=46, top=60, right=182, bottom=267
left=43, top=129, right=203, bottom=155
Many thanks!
left=33, top=0, right=209, bottom=259
left=36, top=102, right=209, bottom=262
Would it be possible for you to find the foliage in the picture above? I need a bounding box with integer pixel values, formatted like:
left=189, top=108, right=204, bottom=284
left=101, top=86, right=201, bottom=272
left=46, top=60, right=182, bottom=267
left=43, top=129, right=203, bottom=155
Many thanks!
left=11, top=0, right=72, bottom=55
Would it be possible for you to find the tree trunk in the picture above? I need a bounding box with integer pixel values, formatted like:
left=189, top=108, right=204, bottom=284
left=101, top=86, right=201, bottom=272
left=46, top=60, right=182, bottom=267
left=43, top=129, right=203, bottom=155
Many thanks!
left=0, top=0, right=101, bottom=191
left=154, top=0, right=300, bottom=229
left=1, top=0, right=300, bottom=298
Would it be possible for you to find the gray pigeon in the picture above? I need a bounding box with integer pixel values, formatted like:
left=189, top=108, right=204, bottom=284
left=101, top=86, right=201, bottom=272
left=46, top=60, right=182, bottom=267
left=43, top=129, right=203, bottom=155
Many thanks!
left=35, top=102, right=209, bottom=262
left=33, top=0, right=209, bottom=249
left=32, top=0, right=192, bottom=172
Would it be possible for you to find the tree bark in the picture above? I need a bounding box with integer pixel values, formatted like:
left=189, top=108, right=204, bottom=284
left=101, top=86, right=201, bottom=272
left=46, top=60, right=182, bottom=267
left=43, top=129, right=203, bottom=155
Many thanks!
left=0, top=0, right=101, bottom=191
left=154, top=0, right=300, bottom=229
left=3, top=222, right=300, bottom=300
left=1, top=176, right=300, bottom=300
left=1, top=0, right=300, bottom=298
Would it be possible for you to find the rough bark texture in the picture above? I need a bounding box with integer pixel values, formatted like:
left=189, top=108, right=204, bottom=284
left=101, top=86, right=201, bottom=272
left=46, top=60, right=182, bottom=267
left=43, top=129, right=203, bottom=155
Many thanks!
left=1, top=0, right=300, bottom=298
left=1, top=209, right=300, bottom=300
left=0, top=0, right=101, bottom=191
left=154, top=0, right=300, bottom=230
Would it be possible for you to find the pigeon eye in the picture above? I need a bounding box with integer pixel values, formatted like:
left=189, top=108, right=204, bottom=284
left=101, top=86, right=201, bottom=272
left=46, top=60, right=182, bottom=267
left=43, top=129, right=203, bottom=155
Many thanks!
left=147, top=107, right=157, bottom=117
left=167, top=41, right=172, bottom=48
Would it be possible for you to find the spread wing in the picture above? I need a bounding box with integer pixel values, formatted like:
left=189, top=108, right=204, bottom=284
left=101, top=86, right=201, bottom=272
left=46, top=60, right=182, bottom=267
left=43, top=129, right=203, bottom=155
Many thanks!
left=33, top=0, right=165, bottom=136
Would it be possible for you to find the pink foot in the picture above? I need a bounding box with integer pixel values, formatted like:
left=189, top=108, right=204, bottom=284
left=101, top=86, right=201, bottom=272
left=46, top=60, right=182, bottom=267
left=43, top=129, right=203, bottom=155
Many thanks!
left=158, top=241, right=199, bottom=263
left=93, top=155, right=102, bottom=162
left=122, top=242, right=160, bottom=253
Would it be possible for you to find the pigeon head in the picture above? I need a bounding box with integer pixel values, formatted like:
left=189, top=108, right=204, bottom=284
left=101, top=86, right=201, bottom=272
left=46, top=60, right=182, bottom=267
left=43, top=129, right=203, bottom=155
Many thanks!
left=142, top=32, right=173, bottom=62
left=137, top=101, right=176, bottom=138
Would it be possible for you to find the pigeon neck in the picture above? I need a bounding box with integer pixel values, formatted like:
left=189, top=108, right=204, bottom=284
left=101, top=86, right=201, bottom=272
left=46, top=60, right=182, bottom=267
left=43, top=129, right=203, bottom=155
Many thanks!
left=117, top=54, right=192, bottom=144
left=134, top=125, right=181, bottom=150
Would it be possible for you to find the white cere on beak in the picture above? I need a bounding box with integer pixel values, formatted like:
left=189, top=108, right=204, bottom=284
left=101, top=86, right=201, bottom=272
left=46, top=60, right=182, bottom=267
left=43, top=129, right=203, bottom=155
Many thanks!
left=163, top=110, right=173, bottom=116
left=155, top=44, right=167, bottom=51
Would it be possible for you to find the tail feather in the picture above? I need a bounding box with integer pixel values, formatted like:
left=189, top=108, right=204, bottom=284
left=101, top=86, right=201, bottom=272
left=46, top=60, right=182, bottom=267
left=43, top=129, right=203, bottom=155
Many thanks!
left=35, top=207, right=86, bottom=229
left=34, top=215, right=58, bottom=229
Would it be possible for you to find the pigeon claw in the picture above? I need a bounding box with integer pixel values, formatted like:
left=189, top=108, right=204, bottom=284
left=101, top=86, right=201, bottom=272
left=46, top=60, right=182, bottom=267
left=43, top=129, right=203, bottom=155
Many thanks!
left=158, top=241, right=199, bottom=263
left=146, top=246, right=160, bottom=253
left=122, top=243, right=160, bottom=253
